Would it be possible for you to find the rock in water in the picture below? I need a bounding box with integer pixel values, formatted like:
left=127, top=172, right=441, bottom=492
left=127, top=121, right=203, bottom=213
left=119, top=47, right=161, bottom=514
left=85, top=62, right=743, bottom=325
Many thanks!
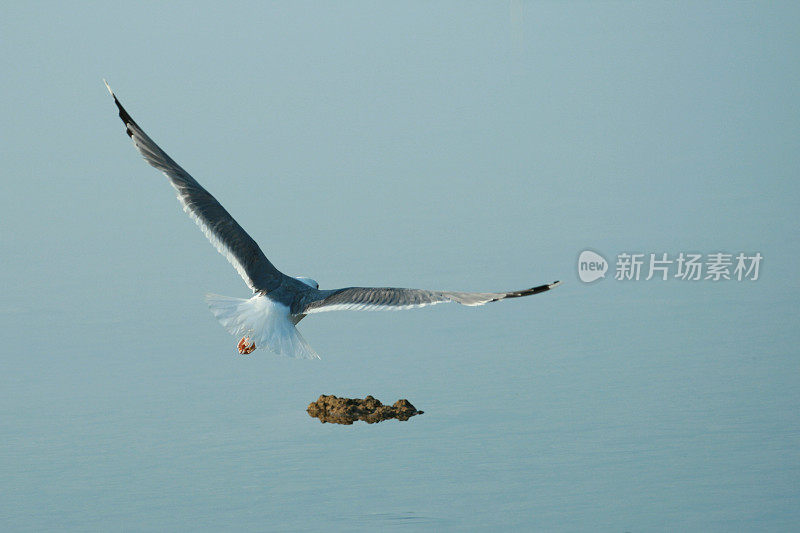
left=307, top=395, right=424, bottom=425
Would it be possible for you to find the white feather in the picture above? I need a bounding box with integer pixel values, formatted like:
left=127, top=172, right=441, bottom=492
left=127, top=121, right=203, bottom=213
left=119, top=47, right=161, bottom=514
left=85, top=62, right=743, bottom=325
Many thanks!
left=205, top=294, right=320, bottom=359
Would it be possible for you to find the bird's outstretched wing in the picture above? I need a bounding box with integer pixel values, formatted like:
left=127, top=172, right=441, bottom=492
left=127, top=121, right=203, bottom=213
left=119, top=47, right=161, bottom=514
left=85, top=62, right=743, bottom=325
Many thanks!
left=300, top=281, right=561, bottom=314
left=105, top=81, right=284, bottom=293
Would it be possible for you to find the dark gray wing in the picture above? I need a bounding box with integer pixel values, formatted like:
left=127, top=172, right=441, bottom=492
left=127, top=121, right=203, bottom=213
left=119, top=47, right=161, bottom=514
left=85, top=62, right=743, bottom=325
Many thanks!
left=105, top=81, right=284, bottom=293
left=300, top=281, right=561, bottom=314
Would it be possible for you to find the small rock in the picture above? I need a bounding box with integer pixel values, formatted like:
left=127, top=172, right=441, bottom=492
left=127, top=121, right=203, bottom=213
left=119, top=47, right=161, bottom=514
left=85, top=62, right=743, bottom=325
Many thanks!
left=307, top=394, right=424, bottom=425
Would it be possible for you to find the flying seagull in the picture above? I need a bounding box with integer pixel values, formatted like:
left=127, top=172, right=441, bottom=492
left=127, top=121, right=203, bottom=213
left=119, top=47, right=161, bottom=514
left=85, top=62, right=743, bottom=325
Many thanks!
left=105, top=81, right=560, bottom=359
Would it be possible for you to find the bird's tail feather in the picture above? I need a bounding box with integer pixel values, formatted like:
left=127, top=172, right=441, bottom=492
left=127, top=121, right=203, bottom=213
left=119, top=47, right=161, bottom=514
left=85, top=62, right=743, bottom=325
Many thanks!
left=205, top=293, right=320, bottom=359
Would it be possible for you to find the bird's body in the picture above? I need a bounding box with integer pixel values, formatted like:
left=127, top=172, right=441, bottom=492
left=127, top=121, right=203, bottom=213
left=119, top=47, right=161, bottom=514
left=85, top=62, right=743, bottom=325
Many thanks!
left=105, top=81, right=560, bottom=359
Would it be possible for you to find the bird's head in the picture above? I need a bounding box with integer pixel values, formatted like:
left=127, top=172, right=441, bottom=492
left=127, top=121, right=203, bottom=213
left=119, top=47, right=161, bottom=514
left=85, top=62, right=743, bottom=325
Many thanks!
left=294, top=276, right=319, bottom=289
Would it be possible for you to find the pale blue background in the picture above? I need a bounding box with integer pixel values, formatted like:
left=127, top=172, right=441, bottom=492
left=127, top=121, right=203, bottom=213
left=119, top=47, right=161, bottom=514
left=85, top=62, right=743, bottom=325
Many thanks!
left=2, top=2, right=799, bottom=531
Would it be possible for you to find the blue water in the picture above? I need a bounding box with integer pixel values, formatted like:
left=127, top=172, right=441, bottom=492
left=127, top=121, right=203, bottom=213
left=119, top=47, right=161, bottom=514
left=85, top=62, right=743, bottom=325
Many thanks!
left=2, top=3, right=799, bottom=531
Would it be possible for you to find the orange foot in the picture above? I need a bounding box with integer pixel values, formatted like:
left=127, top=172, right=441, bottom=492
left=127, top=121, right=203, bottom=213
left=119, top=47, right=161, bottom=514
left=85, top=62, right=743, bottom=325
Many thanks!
left=237, top=337, right=256, bottom=354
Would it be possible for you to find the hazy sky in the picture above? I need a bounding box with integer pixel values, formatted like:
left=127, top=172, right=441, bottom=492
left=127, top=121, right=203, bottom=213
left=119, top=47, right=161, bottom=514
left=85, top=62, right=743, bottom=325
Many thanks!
left=2, top=2, right=798, bottom=297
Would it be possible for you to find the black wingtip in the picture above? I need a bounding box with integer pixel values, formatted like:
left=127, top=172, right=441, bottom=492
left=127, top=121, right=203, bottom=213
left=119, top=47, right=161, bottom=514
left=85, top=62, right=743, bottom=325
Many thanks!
left=103, top=79, right=137, bottom=138
left=504, top=280, right=561, bottom=299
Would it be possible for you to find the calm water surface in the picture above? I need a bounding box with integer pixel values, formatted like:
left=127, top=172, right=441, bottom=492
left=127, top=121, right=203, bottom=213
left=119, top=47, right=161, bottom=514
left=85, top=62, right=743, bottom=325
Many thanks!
left=2, top=241, right=797, bottom=530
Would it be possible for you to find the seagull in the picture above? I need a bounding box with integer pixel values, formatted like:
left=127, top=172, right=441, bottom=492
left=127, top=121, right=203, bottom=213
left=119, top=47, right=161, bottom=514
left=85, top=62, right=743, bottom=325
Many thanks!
left=105, top=81, right=560, bottom=359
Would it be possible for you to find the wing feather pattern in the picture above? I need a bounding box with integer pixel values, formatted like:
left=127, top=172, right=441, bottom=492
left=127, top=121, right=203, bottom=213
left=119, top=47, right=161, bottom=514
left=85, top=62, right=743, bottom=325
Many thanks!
left=302, top=281, right=561, bottom=314
left=105, top=81, right=284, bottom=293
